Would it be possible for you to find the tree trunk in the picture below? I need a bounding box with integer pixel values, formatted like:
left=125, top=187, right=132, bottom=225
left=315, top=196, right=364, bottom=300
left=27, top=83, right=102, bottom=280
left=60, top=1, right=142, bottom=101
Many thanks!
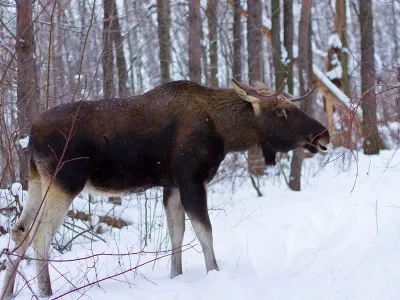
left=247, top=0, right=265, bottom=176
left=124, top=0, right=136, bottom=94
left=283, top=0, right=294, bottom=94
left=200, top=18, right=210, bottom=86
left=390, top=2, right=400, bottom=108
left=157, top=0, right=171, bottom=84
left=103, top=0, right=121, bottom=205
left=55, top=1, right=65, bottom=105
left=335, top=0, right=351, bottom=97
left=207, top=0, right=218, bottom=88
left=188, top=0, right=202, bottom=84
left=110, top=0, right=131, bottom=98
left=288, top=0, right=313, bottom=191
left=233, top=0, right=242, bottom=81
left=324, top=0, right=350, bottom=147
left=111, top=0, right=130, bottom=204
left=16, top=0, right=40, bottom=189
left=103, top=0, right=115, bottom=99
left=359, top=0, right=380, bottom=155
left=271, top=0, right=284, bottom=89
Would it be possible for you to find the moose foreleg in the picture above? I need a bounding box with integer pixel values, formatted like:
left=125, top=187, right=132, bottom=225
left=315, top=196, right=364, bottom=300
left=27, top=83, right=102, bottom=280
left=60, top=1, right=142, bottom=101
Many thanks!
left=179, top=182, right=219, bottom=273
left=31, top=183, right=75, bottom=297
left=163, top=187, right=185, bottom=278
left=1, top=176, right=42, bottom=300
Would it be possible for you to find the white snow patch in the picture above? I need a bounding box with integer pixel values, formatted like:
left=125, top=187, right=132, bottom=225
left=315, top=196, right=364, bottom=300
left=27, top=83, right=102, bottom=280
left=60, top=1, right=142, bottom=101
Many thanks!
left=18, top=136, right=30, bottom=149
left=328, top=33, right=342, bottom=49
left=11, top=182, right=22, bottom=197
left=3, top=150, right=400, bottom=299
left=313, top=64, right=361, bottom=115
left=326, top=54, right=343, bottom=80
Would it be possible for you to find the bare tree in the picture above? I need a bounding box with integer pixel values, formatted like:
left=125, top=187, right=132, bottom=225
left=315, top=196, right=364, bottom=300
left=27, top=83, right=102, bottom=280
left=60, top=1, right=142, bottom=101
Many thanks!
left=103, top=0, right=115, bottom=99
left=103, top=0, right=123, bottom=205
left=271, top=0, right=284, bottom=88
left=288, top=0, right=313, bottom=191
left=359, top=0, right=380, bottom=155
left=16, top=0, right=40, bottom=188
left=247, top=0, right=265, bottom=176
left=233, top=0, right=242, bottom=81
left=188, top=0, right=202, bottom=83
left=283, top=0, right=294, bottom=94
left=110, top=0, right=130, bottom=98
left=334, top=0, right=351, bottom=97
left=207, top=0, right=218, bottom=87
left=157, top=0, right=171, bottom=84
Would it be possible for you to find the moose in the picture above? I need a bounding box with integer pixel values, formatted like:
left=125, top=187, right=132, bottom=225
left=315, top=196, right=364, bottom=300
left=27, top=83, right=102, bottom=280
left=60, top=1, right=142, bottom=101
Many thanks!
left=1, top=78, right=329, bottom=298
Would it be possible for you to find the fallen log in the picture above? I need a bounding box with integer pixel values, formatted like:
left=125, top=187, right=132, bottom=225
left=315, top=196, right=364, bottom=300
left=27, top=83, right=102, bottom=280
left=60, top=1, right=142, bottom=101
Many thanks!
left=67, top=210, right=128, bottom=229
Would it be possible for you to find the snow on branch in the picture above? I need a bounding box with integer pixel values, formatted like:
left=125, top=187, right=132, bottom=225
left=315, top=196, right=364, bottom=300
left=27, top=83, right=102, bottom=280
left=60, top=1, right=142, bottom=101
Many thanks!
left=328, top=33, right=343, bottom=49
left=312, top=64, right=362, bottom=116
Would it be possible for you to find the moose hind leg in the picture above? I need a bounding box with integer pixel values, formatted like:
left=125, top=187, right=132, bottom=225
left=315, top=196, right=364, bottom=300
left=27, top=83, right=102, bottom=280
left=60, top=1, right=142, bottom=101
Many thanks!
left=1, top=170, right=42, bottom=299
left=31, top=181, right=76, bottom=297
left=179, top=182, right=219, bottom=273
left=163, top=187, right=185, bottom=278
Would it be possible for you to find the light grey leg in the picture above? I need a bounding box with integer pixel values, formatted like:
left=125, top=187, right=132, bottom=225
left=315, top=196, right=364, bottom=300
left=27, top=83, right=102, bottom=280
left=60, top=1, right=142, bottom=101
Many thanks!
left=163, top=187, right=185, bottom=278
left=186, top=213, right=219, bottom=273
left=1, top=176, right=42, bottom=299
left=179, top=182, right=219, bottom=273
left=31, top=181, right=74, bottom=297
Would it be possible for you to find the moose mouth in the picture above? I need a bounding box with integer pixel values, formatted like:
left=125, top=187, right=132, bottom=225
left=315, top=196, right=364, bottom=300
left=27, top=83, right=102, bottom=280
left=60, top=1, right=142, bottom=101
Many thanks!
left=303, top=140, right=328, bottom=154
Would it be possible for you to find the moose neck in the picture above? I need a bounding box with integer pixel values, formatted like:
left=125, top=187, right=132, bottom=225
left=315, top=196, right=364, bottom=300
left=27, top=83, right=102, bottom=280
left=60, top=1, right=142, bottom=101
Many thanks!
left=202, top=88, right=261, bottom=153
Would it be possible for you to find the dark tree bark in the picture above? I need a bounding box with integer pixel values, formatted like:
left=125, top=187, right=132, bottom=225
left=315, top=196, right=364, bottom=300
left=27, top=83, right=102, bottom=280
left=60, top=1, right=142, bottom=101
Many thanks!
left=111, top=0, right=131, bottom=204
left=188, top=0, right=202, bottom=84
left=271, top=0, right=284, bottom=89
left=233, top=0, right=242, bottom=81
left=247, top=0, right=265, bottom=176
left=103, top=0, right=121, bottom=205
left=335, top=0, right=351, bottom=97
left=288, top=0, right=313, bottom=191
left=110, top=0, right=130, bottom=98
left=359, top=0, right=380, bottom=155
left=207, top=0, right=218, bottom=87
left=247, top=0, right=262, bottom=84
left=283, top=0, right=294, bottom=94
left=103, top=0, right=115, bottom=99
left=157, top=0, right=171, bottom=84
left=16, top=0, right=40, bottom=188
left=54, top=2, right=66, bottom=105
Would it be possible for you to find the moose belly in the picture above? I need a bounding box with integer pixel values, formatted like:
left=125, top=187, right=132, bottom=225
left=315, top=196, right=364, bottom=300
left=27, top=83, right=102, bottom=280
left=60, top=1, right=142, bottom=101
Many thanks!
left=82, top=180, right=152, bottom=197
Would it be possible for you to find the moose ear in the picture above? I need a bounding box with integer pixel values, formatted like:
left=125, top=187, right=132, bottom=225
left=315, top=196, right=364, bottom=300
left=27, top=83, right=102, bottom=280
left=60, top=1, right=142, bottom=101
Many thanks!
left=229, top=79, right=261, bottom=115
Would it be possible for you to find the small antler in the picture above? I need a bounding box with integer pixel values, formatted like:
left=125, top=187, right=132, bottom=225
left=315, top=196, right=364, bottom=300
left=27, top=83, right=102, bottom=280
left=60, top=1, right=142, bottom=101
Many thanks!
left=289, top=86, right=317, bottom=102
left=231, top=78, right=285, bottom=101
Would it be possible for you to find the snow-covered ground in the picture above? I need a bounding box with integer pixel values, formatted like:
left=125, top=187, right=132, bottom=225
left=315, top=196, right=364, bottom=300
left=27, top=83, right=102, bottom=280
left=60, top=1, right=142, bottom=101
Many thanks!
left=2, top=148, right=400, bottom=299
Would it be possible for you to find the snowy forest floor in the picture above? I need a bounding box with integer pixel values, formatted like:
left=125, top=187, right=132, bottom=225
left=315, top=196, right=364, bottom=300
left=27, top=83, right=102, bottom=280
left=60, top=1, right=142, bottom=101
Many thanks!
left=2, top=147, right=400, bottom=299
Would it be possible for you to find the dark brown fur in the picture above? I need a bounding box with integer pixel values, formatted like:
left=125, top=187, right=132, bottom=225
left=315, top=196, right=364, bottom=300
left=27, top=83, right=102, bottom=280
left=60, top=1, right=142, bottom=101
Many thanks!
left=1, top=80, right=330, bottom=298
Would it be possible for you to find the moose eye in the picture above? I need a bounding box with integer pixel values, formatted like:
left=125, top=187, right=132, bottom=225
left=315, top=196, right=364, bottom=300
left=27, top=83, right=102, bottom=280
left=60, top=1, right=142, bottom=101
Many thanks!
left=274, top=108, right=287, bottom=119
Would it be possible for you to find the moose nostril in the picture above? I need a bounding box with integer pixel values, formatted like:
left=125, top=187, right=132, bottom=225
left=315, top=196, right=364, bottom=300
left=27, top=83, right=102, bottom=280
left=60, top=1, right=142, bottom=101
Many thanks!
left=317, top=135, right=330, bottom=147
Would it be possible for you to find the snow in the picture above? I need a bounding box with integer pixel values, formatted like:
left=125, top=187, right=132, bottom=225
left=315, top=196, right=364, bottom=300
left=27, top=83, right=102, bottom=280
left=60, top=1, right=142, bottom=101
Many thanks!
left=3, top=149, right=400, bottom=299
left=18, top=136, right=29, bottom=149
left=328, top=33, right=343, bottom=49
left=312, top=64, right=362, bottom=116
left=10, top=182, right=22, bottom=197
left=326, top=54, right=343, bottom=80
